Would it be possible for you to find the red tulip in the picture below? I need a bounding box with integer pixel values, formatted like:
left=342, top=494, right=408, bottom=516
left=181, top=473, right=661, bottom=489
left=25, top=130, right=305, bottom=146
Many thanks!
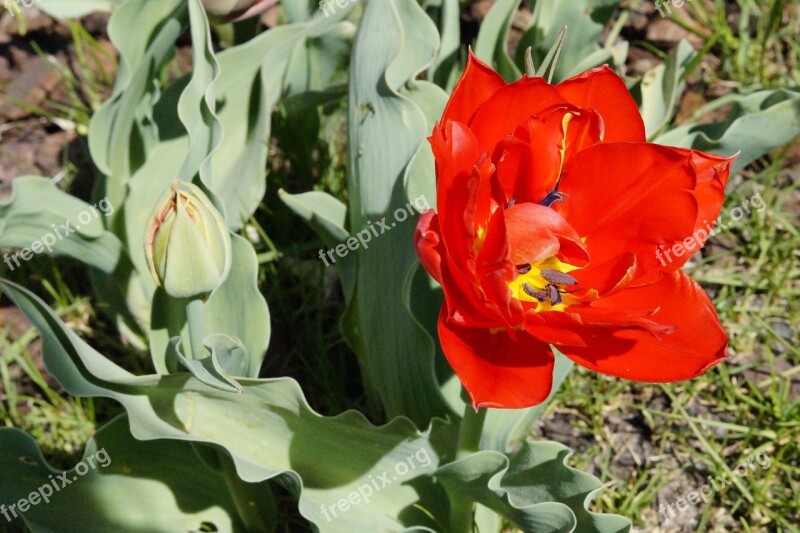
left=415, top=53, right=734, bottom=409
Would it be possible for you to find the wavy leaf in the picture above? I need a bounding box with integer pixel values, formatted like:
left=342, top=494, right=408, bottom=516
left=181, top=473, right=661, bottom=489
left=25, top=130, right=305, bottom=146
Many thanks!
left=0, top=177, right=122, bottom=274
left=0, top=278, right=451, bottom=531
left=655, top=87, right=800, bottom=173
left=436, top=441, right=631, bottom=533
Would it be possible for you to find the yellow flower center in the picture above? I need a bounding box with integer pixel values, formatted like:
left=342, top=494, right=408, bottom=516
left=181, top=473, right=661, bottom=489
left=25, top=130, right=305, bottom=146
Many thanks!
left=507, top=256, right=579, bottom=312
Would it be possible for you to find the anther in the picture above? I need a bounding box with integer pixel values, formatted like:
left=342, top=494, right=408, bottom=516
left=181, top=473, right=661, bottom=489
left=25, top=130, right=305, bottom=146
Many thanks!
left=522, top=283, right=549, bottom=301
left=540, top=269, right=578, bottom=286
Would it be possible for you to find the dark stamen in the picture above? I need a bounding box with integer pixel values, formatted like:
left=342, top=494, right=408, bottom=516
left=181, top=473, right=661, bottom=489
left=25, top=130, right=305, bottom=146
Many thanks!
left=522, top=283, right=549, bottom=301
left=546, top=284, right=562, bottom=305
left=506, top=197, right=516, bottom=208
left=517, top=264, right=532, bottom=274
left=540, top=268, right=578, bottom=286
left=540, top=191, right=565, bottom=207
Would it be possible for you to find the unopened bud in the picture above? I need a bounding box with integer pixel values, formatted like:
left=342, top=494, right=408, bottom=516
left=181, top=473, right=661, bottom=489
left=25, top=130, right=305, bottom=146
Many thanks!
left=145, top=182, right=232, bottom=300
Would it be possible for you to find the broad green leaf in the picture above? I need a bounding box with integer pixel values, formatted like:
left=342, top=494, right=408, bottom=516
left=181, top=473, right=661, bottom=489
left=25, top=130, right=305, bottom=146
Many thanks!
left=36, top=0, right=124, bottom=18
left=632, top=40, right=695, bottom=139
left=279, top=190, right=357, bottom=297
left=474, top=0, right=521, bottom=82
left=88, top=0, right=186, bottom=212
left=655, top=88, right=800, bottom=173
left=424, top=0, right=461, bottom=90
left=170, top=334, right=247, bottom=394
left=178, top=0, right=222, bottom=188
left=436, top=441, right=632, bottom=533
left=0, top=279, right=449, bottom=532
left=0, top=177, right=122, bottom=274
left=207, top=5, right=357, bottom=228
left=344, top=0, right=451, bottom=426
left=0, top=416, right=249, bottom=532
left=205, top=234, right=271, bottom=377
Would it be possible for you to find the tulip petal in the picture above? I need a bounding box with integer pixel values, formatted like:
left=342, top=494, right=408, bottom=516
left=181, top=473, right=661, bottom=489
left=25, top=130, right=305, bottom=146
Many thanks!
left=416, top=209, right=511, bottom=329
left=414, top=209, right=444, bottom=283
left=558, top=271, right=728, bottom=381
left=682, top=148, right=735, bottom=245
left=494, top=105, right=603, bottom=205
left=163, top=201, right=222, bottom=299
left=439, top=304, right=555, bottom=408
left=556, top=65, right=646, bottom=143
left=503, top=203, right=589, bottom=266
left=556, top=143, right=702, bottom=277
left=441, top=51, right=507, bottom=126
left=468, top=77, right=566, bottom=151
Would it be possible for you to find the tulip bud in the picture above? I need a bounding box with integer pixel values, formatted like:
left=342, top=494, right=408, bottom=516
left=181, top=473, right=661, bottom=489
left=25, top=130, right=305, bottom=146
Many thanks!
left=201, top=0, right=272, bottom=21
left=145, top=182, right=232, bottom=300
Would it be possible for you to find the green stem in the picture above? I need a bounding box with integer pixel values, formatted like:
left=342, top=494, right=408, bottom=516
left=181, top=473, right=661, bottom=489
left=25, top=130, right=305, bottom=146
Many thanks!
left=185, top=298, right=206, bottom=359
left=450, top=403, right=487, bottom=533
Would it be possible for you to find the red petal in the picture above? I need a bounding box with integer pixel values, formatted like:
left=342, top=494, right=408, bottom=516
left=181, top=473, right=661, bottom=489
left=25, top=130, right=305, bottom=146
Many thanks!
left=476, top=203, right=521, bottom=325
left=414, top=210, right=444, bottom=283
left=503, top=203, right=589, bottom=266
left=441, top=51, right=507, bottom=127
left=555, top=143, right=699, bottom=278
left=556, top=65, right=646, bottom=143
left=556, top=271, right=728, bottom=381
left=468, top=77, right=566, bottom=152
left=682, top=148, right=735, bottom=247
left=439, top=304, right=555, bottom=408
left=570, top=252, right=638, bottom=300
left=494, top=105, right=603, bottom=204
left=430, top=121, right=482, bottom=264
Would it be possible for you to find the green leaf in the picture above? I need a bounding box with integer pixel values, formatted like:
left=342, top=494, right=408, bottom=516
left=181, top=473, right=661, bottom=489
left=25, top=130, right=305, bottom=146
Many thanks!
left=423, top=0, right=461, bottom=90
left=178, top=0, right=222, bottom=188
left=36, top=0, right=124, bottom=18
left=0, top=177, right=122, bottom=274
left=279, top=190, right=357, bottom=297
left=205, top=234, right=271, bottom=377
left=632, top=40, right=695, bottom=139
left=88, top=0, right=186, bottom=211
left=474, top=0, right=521, bottom=82
left=343, top=0, right=451, bottom=426
left=0, top=278, right=451, bottom=531
left=436, top=440, right=632, bottom=533
left=0, top=416, right=248, bottom=532
left=169, top=334, right=247, bottom=394
left=654, top=88, right=800, bottom=173
left=207, top=5, right=357, bottom=229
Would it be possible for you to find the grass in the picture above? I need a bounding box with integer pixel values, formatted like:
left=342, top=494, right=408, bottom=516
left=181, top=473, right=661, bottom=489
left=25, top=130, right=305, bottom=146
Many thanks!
left=0, top=1, right=798, bottom=532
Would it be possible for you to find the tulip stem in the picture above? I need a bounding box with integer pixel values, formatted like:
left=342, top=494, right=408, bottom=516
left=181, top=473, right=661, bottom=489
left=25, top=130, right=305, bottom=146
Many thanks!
left=450, top=401, right=487, bottom=533
left=186, top=299, right=206, bottom=359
